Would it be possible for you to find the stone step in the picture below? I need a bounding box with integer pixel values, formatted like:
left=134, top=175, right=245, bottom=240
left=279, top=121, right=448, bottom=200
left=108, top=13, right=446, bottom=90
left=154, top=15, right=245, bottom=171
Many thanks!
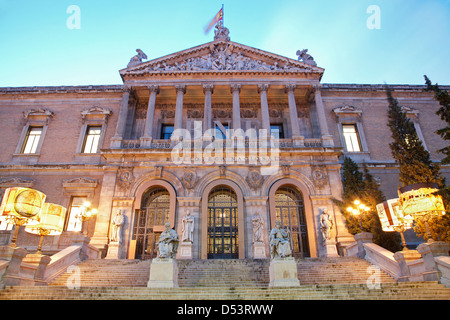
left=2, top=282, right=450, bottom=300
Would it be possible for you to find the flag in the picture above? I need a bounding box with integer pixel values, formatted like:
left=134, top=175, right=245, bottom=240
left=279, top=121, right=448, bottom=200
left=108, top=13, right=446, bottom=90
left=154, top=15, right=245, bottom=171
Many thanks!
left=204, top=8, right=223, bottom=34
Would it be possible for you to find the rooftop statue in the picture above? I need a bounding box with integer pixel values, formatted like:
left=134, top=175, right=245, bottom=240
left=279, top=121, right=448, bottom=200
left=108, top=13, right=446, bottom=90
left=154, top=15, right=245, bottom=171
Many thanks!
left=214, top=21, right=230, bottom=41
left=296, top=49, right=317, bottom=67
left=127, top=49, right=148, bottom=68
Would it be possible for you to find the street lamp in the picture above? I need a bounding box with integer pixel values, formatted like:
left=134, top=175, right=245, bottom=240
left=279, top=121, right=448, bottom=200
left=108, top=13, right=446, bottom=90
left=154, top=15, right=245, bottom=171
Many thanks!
left=347, top=200, right=370, bottom=231
left=0, top=188, right=46, bottom=247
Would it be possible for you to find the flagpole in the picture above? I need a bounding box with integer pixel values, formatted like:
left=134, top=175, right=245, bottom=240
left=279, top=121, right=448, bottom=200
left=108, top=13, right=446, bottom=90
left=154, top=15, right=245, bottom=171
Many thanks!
left=222, top=4, right=224, bottom=27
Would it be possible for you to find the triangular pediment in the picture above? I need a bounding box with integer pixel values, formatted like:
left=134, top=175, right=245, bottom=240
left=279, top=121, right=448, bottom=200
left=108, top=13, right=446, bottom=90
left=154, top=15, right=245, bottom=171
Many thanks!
left=119, top=40, right=324, bottom=80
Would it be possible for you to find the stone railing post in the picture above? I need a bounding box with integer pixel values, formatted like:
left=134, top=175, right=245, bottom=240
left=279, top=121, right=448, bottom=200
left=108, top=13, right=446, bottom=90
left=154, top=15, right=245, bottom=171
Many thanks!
left=354, top=232, right=373, bottom=258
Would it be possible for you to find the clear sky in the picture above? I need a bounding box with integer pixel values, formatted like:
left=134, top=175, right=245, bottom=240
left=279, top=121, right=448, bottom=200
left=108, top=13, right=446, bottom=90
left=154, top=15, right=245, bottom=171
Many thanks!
left=1, top=0, right=449, bottom=87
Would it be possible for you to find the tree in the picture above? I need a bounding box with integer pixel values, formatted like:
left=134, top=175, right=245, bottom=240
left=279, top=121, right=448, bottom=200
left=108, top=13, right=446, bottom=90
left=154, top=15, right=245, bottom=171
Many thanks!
left=386, top=85, right=448, bottom=242
left=424, top=75, right=450, bottom=165
left=335, top=157, right=401, bottom=252
left=385, top=85, right=444, bottom=187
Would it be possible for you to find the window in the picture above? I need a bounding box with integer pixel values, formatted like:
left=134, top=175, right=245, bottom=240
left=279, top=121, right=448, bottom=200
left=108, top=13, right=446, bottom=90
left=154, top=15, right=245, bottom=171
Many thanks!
left=270, top=124, right=284, bottom=139
left=82, top=126, right=102, bottom=153
left=65, top=196, right=88, bottom=232
left=215, top=123, right=229, bottom=140
left=342, top=124, right=362, bottom=152
left=160, top=124, right=174, bottom=140
left=21, top=127, right=43, bottom=154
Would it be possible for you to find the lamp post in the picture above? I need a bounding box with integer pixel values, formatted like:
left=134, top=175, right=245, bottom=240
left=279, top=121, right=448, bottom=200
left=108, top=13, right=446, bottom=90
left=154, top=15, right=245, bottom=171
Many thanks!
left=347, top=200, right=370, bottom=232
left=76, top=201, right=97, bottom=236
left=0, top=188, right=46, bottom=247
left=25, top=203, right=66, bottom=255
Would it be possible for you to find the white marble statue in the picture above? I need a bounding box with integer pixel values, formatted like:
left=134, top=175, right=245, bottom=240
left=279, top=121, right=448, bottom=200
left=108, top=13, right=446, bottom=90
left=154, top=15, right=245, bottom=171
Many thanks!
left=252, top=214, right=264, bottom=244
left=320, top=208, right=333, bottom=245
left=269, top=221, right=292, bottom=258
left=181, top=210, right=194, bottom=243
left=110, top=210, right=124, bottom=243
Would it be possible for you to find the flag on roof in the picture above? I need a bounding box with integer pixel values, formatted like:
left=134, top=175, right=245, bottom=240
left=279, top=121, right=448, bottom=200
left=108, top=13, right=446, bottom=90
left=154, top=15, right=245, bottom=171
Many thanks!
left=204, top=8, right=223, bottom=34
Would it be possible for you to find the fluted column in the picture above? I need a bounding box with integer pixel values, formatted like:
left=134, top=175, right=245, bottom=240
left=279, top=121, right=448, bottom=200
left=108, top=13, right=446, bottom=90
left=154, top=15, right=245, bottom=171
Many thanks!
left=140, top=85, right=159, bottom=148
left=110, top=85, right=131, bottom=148
left=313, top=85, right=333, bottom=147
left=203, top=84, right=214, bottom=133
left=231, top=84, right=242, bottom=130
left=258, top=84, right=270, bottom=136
left=172, top=84, right=186, bottom=140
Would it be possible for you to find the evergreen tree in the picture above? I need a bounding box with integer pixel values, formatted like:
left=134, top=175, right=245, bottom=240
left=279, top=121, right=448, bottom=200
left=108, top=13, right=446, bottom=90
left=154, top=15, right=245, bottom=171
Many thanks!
left=385, top=85, right=444, bottom=187
left=424, top=75, right=450, bottom=165
left=335, top=157, right=401, bottom=252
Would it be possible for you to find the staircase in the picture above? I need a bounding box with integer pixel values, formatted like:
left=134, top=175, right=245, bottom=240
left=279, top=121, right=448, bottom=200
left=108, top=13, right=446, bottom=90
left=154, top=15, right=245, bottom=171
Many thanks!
left=1, top=257, right=449, bottom=300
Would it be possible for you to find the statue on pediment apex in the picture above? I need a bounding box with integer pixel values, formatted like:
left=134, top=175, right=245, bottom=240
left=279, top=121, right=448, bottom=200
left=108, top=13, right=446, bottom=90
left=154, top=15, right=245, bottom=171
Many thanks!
left=127, top=49, right=148, bottom=68
left=214, top=22, right=230, bottom=41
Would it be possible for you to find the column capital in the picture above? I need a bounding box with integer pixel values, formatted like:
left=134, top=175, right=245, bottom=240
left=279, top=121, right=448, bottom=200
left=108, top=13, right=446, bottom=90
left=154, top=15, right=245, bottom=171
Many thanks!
left=175, top=84, right=186, bottom=94
left=230, top=84, right=242, bottom=93
left=257, top=84, right=270, bottom=93
left=284, top=84, right=296, bottom=93
left=312, top=84, right=323, bottom=93
left=122, top=85, right=132, bottom=93
left=202, top=83, right=214, bottom=94
left=147, top=85, right=159, bottom=94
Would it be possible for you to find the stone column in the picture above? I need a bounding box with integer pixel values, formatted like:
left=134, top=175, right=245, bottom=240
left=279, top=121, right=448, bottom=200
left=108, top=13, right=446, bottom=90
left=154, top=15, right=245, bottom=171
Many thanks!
left=172, top=85, right=186, bottom=141
left=313, top=85, right=334, bottom=147
left=285, top=84, right=304, bottom=146
left=111, top=86, right=131, bottom=148
left=258, top=84, right=270, bottom=137
left=140, top=85, right=159, bottom=148
left=231, top=84, right=242, bottom=130
left=91, top=165, right=119, bottom=256
left=203, top=84, right=214, bottom=137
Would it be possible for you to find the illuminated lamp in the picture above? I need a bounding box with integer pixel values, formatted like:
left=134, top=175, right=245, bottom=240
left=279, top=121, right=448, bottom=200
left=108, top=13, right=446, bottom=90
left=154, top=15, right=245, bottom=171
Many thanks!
left=25, top=203, right=66, bottom=254
left=0, top=187, right=46, bottom=247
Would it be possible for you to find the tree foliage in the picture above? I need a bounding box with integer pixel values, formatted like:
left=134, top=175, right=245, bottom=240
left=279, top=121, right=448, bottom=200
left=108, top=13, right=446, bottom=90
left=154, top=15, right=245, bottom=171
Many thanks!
left=335, top=157, right=401, bottom=252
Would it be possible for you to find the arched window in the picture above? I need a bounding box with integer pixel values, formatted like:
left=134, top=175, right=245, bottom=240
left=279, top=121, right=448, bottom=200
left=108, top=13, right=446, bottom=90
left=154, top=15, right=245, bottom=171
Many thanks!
left=274, top=186, right=310, bottom=258
left=207, top=185, right=238, bottom=259
left=133, top=187, right=170, bottom=259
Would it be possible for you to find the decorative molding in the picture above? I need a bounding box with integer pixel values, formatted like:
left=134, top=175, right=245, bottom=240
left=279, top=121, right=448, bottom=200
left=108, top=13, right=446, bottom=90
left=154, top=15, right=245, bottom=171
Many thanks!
left=81, top=106, right=112, bottom=124
left=117, top=167, right=135, bottom=191
left=181, top=167, right=198, bottom=190
left=62, top=177, right=98, bottom=189
left=23, top=108, right=54, bottom=124
left=0, top=177, right=34, bottom=188
left=246, top=166, right=265, bottom=190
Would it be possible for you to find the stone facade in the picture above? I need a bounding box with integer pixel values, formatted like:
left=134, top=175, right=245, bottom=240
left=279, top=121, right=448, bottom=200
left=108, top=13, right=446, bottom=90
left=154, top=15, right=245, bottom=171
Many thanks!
left=0, top=28, right=448, bottom=260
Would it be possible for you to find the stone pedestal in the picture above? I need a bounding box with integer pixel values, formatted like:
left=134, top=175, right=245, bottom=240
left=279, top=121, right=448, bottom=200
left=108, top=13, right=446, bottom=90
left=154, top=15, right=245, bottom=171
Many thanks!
left=324, top=240, right=339, bottom=258
left=147, top=258, right=178, bottom=288
left=393, top=249, right=421, bottom=282
left=106, top=242, right=120, bottom=259
left=178, top=242, right=193, bottom=260
left=253, top=242, right=267, bottom=259
left=269, top=257, right=300, bottom=287
left=354, top=232, right=373, bottom=258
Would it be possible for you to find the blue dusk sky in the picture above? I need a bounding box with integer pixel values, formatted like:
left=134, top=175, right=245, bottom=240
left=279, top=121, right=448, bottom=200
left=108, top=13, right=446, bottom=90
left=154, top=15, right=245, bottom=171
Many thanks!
left=0, top=0, right=449, bottom=87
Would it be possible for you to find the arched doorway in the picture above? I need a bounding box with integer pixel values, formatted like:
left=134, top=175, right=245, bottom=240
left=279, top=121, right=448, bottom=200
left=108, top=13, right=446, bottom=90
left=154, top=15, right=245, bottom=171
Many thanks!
left=207, top=185, right=239, bottom=259
left=133, top=187, right=170, bottom=259
left=274, top=185, right=310, bottom=258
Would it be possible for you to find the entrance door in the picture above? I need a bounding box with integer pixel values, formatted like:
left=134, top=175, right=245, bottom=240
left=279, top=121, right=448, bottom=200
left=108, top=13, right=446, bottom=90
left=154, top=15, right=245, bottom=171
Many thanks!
left=207, top=186, right=238, bottom=259
left=133, top=187, right=170, bottom=259
left=274, top=186, right=310, bottom=258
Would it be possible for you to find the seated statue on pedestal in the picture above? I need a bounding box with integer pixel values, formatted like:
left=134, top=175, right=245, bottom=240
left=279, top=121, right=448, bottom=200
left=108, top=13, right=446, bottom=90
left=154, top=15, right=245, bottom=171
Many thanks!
left=269, top=221, right=292, bottom=258
left=156, top=223, right=179, bottom=259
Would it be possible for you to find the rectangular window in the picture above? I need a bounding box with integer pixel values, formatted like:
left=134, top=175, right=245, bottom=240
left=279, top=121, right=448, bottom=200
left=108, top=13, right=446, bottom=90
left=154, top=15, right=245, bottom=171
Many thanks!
left=160, top=124, right=174, bottom=140
left=21, top=126, right=43, bottom=154
left=82, top=126, right=102, bottom=153
left=65, top=197, right=88, bottom=232
left=270, top=124, right=284, bottom=139
left=342, top=124, right=362, bottom=152
left=215, top=123, right=229, bottom=139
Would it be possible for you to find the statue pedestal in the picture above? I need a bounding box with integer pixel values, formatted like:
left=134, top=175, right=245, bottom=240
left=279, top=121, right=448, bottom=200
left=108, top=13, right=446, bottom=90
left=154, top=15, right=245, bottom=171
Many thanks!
left=178, top=242, right=193, bottom=259
left=147, top=258, right=178, bottom=288
left=106, top=242, right=120, bottom=259
left=253, top=242, right=267, bottom=259
left=324, top=240, right=339, bottom=258
left=269, top=257, right=300, bottom=287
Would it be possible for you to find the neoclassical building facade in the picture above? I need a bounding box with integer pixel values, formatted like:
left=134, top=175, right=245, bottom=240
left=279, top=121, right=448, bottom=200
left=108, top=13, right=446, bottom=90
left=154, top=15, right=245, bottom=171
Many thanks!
left=0, top=26, right=448, bottom=260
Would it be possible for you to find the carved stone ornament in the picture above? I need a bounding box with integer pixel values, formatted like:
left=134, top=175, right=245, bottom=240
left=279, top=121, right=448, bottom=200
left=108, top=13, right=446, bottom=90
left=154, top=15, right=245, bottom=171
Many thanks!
left=246, top=167, right=265, bottom=190
left=296, top=49, right=317, bottom=67
left=311, top=165, right=328, bottom=190
left=81, top=106, right=112, bottom=124
left=23, top=108, right=54, bottom=124
left=127, top=49, right=148, bottom=68
left=117, top=167, right=135, bottom=191
left=0, top=177, right=34, bottom=188
left=181, top=168, right=198, bottom=190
